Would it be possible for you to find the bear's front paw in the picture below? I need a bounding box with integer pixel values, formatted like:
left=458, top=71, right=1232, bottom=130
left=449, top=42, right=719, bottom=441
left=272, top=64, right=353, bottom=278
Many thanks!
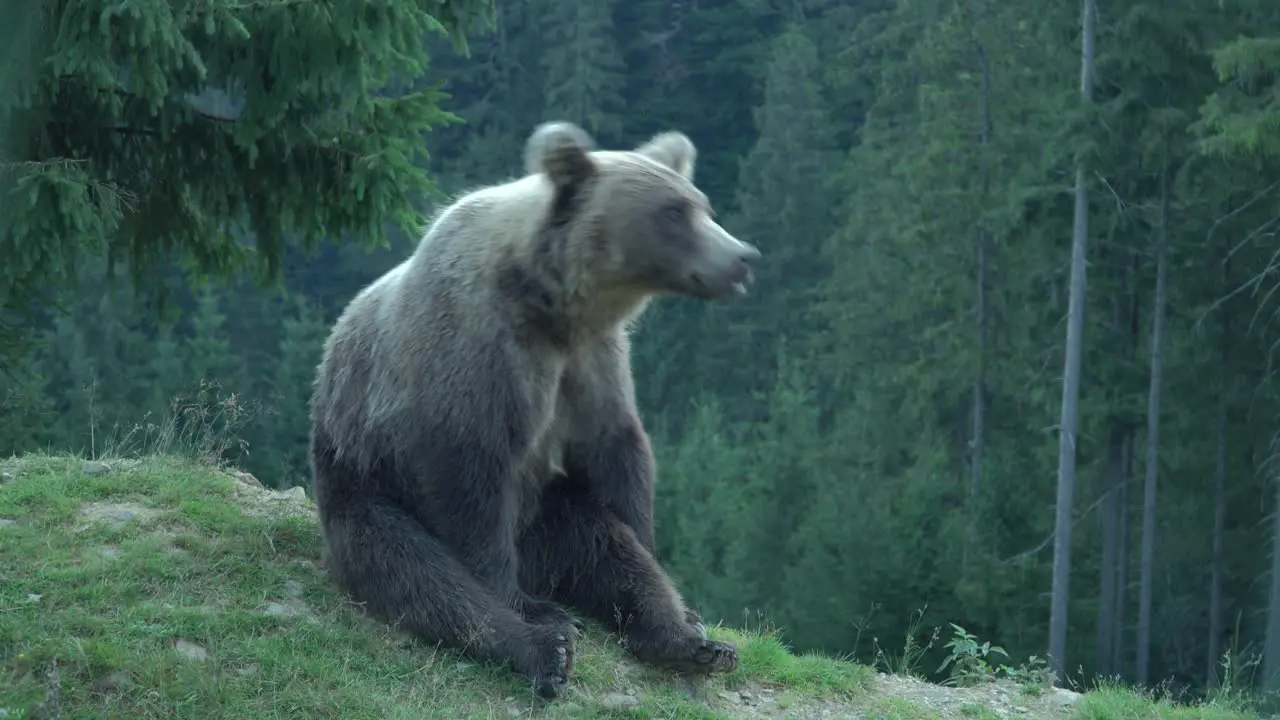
left=517, top=624, right=576, bottom=700
left=657, top=637, right=739, bottom=676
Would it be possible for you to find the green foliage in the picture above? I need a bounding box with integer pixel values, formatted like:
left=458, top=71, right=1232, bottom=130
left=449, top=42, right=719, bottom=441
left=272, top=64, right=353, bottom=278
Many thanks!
left=933, top=624, right=1055, bottom=694
left=538, top=0, right=627, bottom=141
left=936, top=625, right=1009, bottom=687
left=0, top=0, right=493, bottom=365
left=6, top=0, right=1280, bottom=706
left=259, top=296, right=331, bottom=489
left=186, top=288, right=242, bottom=390
left=1076, top=682, right=1261, bottom=720
left=1198, top=35, right=1280, bottom=158
left=869, top=607, right=943, bottom=681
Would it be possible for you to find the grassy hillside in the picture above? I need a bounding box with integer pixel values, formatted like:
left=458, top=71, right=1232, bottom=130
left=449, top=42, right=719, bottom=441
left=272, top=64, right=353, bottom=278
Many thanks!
left=0, top=454, right=1263, bottom=719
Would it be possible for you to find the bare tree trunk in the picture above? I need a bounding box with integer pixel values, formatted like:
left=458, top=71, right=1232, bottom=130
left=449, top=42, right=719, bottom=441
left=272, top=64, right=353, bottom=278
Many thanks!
left=1048, top=0, right=1096, bottom=684
left=971, top=42, right=991, bottom=504
left=1109, top=247, right=1141, bottom=681
left=1097, top=423, right=1124, bottom=676
left=1206, top=259, right=1230, bottom=688
left=1096, top=228, right=1133, bottom=679
left=1135, top=160, right=1170, bottom=687
left=1113, top=429, right=1132, bottom=677
left=1265, top=479, right=1280, bottom=690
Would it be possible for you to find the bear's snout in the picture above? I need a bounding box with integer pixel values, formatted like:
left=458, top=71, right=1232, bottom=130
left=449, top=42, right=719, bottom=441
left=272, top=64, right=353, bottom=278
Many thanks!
left=684, top=229, right=760, bottom=299
left=690, top=217, right=760, bottom=298
left=732, top=244, right=761, bottom=294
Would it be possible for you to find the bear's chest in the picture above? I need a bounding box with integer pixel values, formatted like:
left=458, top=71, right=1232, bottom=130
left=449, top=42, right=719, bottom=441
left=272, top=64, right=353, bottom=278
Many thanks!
left=518, top=357, right=572, bottom=482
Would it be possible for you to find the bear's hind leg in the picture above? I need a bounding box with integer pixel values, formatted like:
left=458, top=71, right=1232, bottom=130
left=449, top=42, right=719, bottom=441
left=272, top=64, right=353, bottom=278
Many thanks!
left=324, top=496, right=575, bottom=698
left=517, top=481, right=737, bottom=676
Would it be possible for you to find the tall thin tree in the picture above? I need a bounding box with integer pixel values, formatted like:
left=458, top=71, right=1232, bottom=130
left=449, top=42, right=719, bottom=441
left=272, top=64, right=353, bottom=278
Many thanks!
left=1136, top=156, right=1170, bottom=686
left=1206, top=258, right=1230, bottom=687
left=1048, top=0, right=1096, bottom=683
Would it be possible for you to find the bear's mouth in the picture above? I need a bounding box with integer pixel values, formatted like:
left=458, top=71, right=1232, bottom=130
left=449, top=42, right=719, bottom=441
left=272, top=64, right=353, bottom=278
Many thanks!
left=689, top=271, right=752, bottom=299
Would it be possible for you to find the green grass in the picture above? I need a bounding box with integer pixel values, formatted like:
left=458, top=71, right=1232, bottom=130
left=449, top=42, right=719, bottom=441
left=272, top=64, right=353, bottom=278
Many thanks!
left=1074, top=683, right=1264, bottom=720
left=0, top=455, right=872, bottom=719
left=0, top=453, right=1266, bottom=720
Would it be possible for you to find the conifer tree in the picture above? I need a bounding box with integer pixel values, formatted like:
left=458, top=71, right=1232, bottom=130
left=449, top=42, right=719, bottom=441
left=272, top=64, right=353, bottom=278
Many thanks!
left=184, top=287, right=243, bottom=408
left=715, top=23, right=837, bottom=410
left=0, top=0, right=492, bottom=361
left=149, top=321, right=186, bottom=417
left=537, top=0, right=626, bottom=142
left=263, top=295, right=330, bottom=488
left=0, top=352, right=54, bottom=456
left=1199, top=34, right=1280, bottom=159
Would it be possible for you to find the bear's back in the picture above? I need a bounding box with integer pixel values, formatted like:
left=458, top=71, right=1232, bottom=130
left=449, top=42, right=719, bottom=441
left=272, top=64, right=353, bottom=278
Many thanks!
left=312, top=172, right=569, bottom=457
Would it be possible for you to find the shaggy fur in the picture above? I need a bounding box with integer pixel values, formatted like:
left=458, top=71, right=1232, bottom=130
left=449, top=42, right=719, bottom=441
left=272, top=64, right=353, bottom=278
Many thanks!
left=309, top=121, right=761, bottom=699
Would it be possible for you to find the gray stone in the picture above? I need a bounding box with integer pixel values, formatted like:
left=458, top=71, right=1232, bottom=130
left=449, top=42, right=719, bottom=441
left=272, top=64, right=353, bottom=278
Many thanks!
left=82, top=460, right=111, bottom=475
left=173, top=639, right=208, bottom=662
left=601, top=693, right=641, bottom=710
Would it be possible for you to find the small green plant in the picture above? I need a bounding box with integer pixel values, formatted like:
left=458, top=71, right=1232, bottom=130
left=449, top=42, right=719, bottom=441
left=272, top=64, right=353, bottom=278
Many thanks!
left=936, top=624, right=1006, bottom=686
left=868, top=605, right=940, bottom=679
left=959, top=703, right=1002, bottom=720
left=100, top=379, right=257, bottom=468
left=1205, top=647, right=1264, bottom=715
left=999, top=654, right=1053, bottom=695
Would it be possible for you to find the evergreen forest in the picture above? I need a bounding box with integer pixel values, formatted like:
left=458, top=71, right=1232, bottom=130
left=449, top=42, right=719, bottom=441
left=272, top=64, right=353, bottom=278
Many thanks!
left=5, top=0, right=1280, bottom=704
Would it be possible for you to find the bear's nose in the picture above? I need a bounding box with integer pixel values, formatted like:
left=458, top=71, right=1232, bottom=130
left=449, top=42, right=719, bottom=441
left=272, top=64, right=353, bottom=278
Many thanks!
left=739, top=244, right=761, bottom=267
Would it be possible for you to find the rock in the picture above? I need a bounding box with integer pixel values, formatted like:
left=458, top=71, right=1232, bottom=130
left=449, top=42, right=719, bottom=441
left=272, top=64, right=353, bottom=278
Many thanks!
left=0, top=471, right=15, bottom=484
left=82, top=460, right=111, bottom=475
left=269, top=486, right=307, bottom=502
left=0, top=518, right=15, bottom=528
left=78, top=502, right=157, bottom=530
left=264, top=600, right=309, bottom=619
left=173, top=639, right=208, bottom=662
left=1047, top=687, right=1081, bottom=707
left=93, top=670, right=133, bottom=694
left=265, top=602, right=294, bottom=617
left=232, top=470, right=262, bottom=488
left=601, top=693, right=641, bottom=710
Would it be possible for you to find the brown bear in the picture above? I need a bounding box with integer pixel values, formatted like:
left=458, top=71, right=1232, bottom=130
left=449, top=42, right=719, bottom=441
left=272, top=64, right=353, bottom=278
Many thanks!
left=308, top=120, right=761, bottom=699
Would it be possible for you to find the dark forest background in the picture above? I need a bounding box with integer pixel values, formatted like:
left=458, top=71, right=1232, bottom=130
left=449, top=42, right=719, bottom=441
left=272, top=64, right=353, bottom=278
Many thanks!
left=5, top=0, right=1280, bottom=704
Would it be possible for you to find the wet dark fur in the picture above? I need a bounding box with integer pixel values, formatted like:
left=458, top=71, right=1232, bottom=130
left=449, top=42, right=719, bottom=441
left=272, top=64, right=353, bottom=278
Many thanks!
left=309, top=123, right=737, bottom=700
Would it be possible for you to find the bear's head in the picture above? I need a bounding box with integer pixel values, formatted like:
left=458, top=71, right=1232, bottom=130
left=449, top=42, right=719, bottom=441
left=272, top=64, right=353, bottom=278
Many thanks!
left=524, top=121, right=761, bottom=302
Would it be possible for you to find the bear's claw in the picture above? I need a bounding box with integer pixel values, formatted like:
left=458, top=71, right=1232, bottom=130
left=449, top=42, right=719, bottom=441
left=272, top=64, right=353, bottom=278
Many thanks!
left=631, top=633, right=738, bottom=676
left=522, top=627, right=575, bottom=700
left=527, top=627, right=573, bottom=696
left=684, top=608, right=708, bottom=638
left=669, top=638, right=738, bottom=675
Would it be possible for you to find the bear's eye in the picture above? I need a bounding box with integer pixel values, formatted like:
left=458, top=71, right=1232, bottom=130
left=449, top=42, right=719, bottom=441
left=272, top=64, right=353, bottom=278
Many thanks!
left=663, top=204, right=687, bottom=225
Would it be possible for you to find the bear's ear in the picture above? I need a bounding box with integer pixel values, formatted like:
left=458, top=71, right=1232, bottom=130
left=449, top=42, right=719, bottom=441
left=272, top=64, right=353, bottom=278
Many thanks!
left=524, top=121, right=597, bottom=189
left=635, top=131, right=697, bottom=181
